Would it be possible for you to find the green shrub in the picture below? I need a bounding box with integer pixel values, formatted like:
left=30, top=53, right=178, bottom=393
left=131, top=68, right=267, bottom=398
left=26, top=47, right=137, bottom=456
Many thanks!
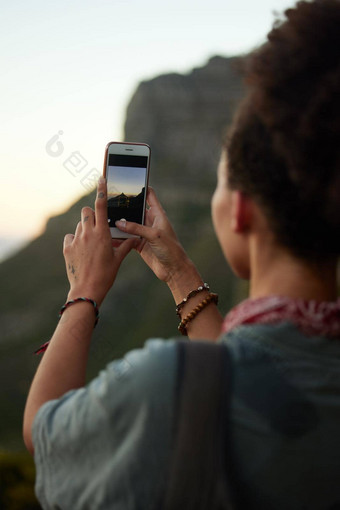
left=0, top=451, right=41, bottom=509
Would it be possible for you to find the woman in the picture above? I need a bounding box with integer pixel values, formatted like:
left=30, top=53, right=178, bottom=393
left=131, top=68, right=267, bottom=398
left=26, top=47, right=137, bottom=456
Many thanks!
left=24, top=0, right=340, bottom=508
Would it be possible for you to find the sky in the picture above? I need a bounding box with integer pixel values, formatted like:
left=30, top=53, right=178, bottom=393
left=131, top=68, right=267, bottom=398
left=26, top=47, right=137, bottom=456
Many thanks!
left=107, top=166, right=146, bottom=197
left=0, top=0, right=293, bottom=258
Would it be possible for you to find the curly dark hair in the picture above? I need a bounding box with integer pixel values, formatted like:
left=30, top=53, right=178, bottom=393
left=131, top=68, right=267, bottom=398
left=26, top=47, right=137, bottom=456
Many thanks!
left=226, top=0, right=340, bottom=259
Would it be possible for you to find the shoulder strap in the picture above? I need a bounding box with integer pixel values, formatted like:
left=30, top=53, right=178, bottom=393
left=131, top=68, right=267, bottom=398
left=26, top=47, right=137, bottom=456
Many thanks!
left=162, top=340, right=235, bottom=510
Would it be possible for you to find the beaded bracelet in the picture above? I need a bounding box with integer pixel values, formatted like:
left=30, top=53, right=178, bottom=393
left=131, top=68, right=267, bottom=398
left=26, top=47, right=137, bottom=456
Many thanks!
left=176, top=283, right=210, bottom=317
left=178, top=292, right=219, bottom=336
left=34, top=297, right=99, bottom=355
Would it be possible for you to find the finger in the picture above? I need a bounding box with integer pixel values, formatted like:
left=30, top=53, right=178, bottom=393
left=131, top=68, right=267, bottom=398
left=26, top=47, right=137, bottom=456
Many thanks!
left=95, top=176, right=108, bottom=228
left=115, top=219, right=159, bottom=242
left=63, top=234, right=74, bottom=250
left=111, top=239, right=125, bottom=249
left=133, top=237, right=146, bottom=254
left=112, top=235, right=144, bottom=252
left=75, top=221, right=82, bottom=237
left=144, top=208, right=155, bottom=226
left=146, top=187, right=164, bottom=211
left=114, top=237, right=139, bottom=262
left=81, top=207, right=95, bottom=228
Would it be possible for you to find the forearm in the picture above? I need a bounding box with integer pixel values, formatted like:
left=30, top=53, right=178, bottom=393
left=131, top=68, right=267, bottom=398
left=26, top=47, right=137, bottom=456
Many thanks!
left=167, top=260, right=224, bottom=341
left=23, top=178, right=136, bottom=454
left=23, top=301, right=95, bottom=453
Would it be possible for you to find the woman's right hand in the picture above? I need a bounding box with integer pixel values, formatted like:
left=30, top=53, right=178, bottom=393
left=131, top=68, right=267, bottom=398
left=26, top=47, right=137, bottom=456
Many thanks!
left=115, top=188, right=195, bottom=285
left=116, top=187, right=224, bottom=340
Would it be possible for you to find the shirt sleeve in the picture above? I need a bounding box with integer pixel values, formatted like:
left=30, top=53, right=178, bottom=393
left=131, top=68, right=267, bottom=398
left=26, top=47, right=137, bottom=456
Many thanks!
left=32, top=338, right=178, bottom=510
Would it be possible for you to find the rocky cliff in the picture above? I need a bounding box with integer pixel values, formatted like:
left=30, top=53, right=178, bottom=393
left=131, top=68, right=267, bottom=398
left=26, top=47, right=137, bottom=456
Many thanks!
left=126, top=56, right=244, bottom=210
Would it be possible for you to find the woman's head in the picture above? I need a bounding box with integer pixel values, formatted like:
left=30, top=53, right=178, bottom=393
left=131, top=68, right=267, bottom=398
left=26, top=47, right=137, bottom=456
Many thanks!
left=224, top=0, right=340, bottom=261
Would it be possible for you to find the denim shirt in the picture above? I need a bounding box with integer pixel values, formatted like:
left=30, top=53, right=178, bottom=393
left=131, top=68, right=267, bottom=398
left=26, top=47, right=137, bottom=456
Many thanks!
left=33, top=324, right=340, bottom=509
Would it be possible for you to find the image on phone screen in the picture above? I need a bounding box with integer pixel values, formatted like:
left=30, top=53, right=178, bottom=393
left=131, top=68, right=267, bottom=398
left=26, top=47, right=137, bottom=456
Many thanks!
left=107, top=154, right=148, bottom=226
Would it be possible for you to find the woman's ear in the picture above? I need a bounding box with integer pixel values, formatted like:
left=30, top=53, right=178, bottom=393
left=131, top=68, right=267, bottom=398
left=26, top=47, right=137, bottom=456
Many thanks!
left=230, top=191, right=252, bottom=233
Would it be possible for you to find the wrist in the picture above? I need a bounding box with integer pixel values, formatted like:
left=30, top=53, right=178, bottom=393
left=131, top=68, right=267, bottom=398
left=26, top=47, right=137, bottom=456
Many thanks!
left=34, top=296, right=98, bottom=355
left=67, top=288, right=104, bottom=307
left=167, top=260, right=205, bottom=304
left=61, top=297, right=99, bottom=326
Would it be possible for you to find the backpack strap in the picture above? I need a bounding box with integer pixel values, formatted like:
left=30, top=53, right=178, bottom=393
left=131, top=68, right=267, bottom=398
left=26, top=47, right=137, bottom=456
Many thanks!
left=162, top=340, right=235, bottom=510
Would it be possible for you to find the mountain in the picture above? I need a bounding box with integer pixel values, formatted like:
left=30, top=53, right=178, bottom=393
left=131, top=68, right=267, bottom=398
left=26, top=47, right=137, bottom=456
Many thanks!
left=107, top=189, right=145, bottom=208
left=0, top=237, right=28, bottom=263
left=0, top=55, right=246, bottom=450
left=108, top=189, right=146, bottom=223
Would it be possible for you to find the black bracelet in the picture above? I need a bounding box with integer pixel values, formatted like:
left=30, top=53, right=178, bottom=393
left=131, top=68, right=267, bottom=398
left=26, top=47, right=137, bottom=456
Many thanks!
left=34, top=297, right=99, bottom=355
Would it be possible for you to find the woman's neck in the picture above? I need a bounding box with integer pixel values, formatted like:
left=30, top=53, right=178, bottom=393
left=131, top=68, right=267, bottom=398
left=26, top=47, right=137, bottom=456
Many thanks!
left=249, top=240, right=338, bottom=302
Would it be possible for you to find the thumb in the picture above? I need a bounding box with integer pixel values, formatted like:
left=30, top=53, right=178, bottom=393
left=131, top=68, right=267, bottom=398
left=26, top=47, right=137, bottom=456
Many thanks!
left=115, top=219, right=155, bottom=241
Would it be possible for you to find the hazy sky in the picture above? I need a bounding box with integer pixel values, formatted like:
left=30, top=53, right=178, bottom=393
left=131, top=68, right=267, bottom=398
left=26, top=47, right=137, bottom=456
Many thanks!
left=0, top=0, right=292, bottom=246
left=107, top=166, right=146, bottom=197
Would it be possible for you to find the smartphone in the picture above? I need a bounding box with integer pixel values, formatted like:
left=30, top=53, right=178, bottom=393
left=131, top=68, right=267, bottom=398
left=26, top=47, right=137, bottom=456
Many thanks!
left=103, top=142, right=151, bottom=238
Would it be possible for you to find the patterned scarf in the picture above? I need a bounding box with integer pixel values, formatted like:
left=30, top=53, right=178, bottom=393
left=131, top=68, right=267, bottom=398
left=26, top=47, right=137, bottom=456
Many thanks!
left=222, top=295, right=340, bottom=338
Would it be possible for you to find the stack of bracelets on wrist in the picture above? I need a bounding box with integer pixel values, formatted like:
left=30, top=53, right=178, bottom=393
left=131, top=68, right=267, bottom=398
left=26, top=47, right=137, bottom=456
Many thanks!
left=34, top=297, right=99, bottom=355
left=176, top=283, right=219, bottom=336
left=176, top=282, right=210, bottom=317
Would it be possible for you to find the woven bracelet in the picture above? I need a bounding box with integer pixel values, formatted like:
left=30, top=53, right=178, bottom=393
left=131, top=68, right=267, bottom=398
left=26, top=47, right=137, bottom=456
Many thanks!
left=59, top=297, right=99, bottom=326
left=176, top=283, right=210, bottom=317
left=178, top=292, right=219, bottom=336
left=34, top=297, right=99, bottom=355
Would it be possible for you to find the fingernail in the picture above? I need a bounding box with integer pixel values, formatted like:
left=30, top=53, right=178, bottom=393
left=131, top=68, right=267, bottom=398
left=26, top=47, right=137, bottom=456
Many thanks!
left=116, top=218, right=126, bottom=229
left=98, top=176, right=106, bottom=184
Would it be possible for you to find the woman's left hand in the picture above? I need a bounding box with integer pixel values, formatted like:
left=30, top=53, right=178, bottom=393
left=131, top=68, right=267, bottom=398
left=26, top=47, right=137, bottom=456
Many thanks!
left=63, top=177, right=136, bottom=306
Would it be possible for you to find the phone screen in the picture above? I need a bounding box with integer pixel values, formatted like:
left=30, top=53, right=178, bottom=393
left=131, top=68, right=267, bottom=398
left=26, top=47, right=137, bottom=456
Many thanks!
left=107, top=154, right=148, bottom=227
